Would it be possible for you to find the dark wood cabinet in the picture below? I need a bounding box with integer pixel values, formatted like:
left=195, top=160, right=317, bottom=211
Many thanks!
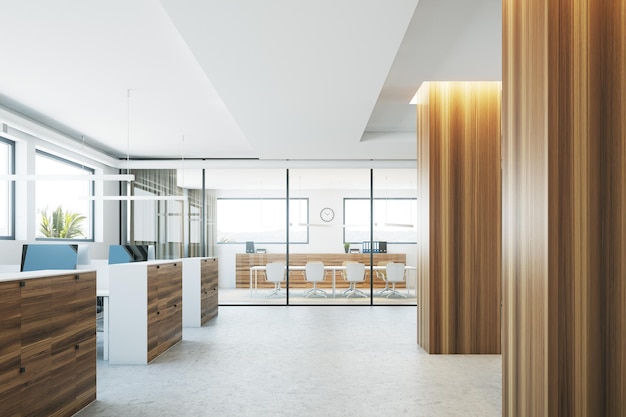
left=147, top=262, right=182, bottom=362
left=201, top=258, right=218, bottom=324
left=0, top=271, right=96, bottom=417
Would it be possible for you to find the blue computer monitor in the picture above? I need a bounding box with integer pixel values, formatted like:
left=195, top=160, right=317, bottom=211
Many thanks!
left=108, top=244, right=150, bottom=264
left=20, top=244, right=79, bottom=272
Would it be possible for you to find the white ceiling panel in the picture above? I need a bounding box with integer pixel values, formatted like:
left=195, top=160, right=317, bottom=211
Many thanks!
left=0, top=0, right=500, bottom=165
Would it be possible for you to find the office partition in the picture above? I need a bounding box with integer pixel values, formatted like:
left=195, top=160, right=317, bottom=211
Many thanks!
left=122, top=166, right=417, bottom=306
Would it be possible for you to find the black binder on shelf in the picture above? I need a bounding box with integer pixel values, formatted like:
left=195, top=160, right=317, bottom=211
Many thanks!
left=361, top=241, right=387, bottom=254
left=362, top=241, right=371, bottom=253
left=379, top=241, right=387, bottom=253
left=245, top=241, right=255, bottom=253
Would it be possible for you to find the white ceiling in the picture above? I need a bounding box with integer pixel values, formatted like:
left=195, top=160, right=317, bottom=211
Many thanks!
left=0, top=0, right=500, bottom=164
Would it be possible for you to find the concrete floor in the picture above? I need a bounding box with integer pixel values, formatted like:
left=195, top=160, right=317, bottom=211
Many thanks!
left=78, top=306, right=501, bottom=417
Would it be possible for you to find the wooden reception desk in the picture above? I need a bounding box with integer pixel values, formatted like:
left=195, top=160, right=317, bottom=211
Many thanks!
left=236, top=253, right=406, bottom=289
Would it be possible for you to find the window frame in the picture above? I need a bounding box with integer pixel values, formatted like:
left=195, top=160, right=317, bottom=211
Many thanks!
left=0, top=137, right=15, bottom=240
left=216, top=197, right=309, bottom=244
left=35, top=149, right=95, bottom=242
left=343, top=197, right=417, bottom=244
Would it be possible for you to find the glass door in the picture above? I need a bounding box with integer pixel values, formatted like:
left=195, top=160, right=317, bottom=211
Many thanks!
left=205, top=168, right=287, bottom=305
left=372, top=169, right=418, bottom=305
left=288, top=168, right=371, bottom=305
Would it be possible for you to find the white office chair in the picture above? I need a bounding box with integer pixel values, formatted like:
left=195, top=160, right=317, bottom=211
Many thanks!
left=339, top=260, right=357, bottom=295
left=374, top=260, right=392, bottom=296
left=304, top=261, right=326, bottom=298
left=384, top=262, right=407, bottom=298
left=265, top=262, right=285, bottom=298
left=344, top=262, right=367, bottom=298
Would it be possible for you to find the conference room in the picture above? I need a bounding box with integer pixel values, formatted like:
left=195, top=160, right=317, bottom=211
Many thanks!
left=129, top=165, right=418, bottom=306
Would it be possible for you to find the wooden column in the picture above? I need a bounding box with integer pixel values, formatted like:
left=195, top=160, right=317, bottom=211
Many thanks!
left=417, top=81, right=501, bottom=354
left=502, top=0, right=626, bottom=415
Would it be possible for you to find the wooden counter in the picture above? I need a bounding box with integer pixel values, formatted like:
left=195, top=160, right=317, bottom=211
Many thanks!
left=236, top=253, right=406, bottom=289
left=0, top=269, right=96, bottom=416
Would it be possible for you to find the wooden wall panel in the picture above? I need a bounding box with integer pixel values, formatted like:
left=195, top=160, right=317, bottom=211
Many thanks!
left=503, top=0, right=626, bottom=416
left=416, top=86, right=430, bottom=351
left=417, top=81, right=501, bottom=354
left=501, top=1, right=549, bottom=414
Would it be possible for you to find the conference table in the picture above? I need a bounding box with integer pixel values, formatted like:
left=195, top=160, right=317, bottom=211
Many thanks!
left=249, top=264, right=416, bottom=297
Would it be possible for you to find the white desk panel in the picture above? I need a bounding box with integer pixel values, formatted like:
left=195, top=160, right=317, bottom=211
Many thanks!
left=182, top=257, right=202, bottom=327
left=108, top=262, right=148, bottom=365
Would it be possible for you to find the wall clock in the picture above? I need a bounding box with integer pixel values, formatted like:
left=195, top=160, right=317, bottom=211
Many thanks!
left=320, top=207, right=335, bottom=222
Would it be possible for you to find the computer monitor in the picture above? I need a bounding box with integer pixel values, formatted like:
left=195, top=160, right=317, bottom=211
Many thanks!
left=20, top=244, right=79, bottom=272
left=108, top=244, right=150, bottom=264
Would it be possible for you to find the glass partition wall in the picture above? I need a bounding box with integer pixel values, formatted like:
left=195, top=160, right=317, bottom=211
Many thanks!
left=288, top=168, right=372, bottom=305
left=205, top=168, right=287, bottom=305
left=372, top=169, right=418, bottom=305
left=125, top=167, right=416, bottom=305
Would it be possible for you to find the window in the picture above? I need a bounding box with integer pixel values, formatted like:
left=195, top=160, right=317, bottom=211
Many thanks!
left=343, top=198, right=417, bottom=244
left=35, top=150, right=94, bottom=240
left=217, top=198, right=308, bottom=244
left=0, top=138, right=14, bottom=239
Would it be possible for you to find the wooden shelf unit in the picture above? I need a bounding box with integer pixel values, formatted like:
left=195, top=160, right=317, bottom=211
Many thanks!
left=236, top=253, right=407, bottom=289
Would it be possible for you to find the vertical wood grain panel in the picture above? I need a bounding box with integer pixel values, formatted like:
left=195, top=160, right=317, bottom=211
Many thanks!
left=601, top=2, right=626, bottom=412
left=416, top=85, right=430, bottom=351
left=502, top=0, right=549, bottom=414
left=147, top=262, right=182, bottom=362
left=503, top=0, right=626, bottom=415
left=201, top=258, right=218, bottom=324
left=74, top=272, right=96, bottom=411
left=417, top=81, right=501, bottom=354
